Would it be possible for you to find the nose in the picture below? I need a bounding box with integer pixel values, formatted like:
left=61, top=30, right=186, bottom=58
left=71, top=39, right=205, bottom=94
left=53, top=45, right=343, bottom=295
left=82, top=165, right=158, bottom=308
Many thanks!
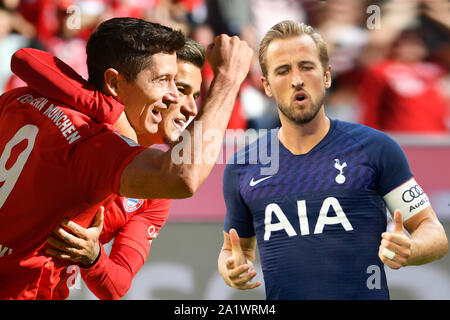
left=186, top=95, right=198, bottom=117
left=291, top=69, right=304, bottom=89
left=163, top=79, right=180, bottom=105
left=180, top=95, right=198, bottom=120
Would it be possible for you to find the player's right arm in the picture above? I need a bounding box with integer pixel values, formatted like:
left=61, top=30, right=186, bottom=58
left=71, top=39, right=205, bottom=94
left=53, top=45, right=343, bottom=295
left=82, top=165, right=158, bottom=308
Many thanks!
left=119, top=35, right=253, bottom=199
left=358, top=63, right=386, bottom=129
left=218, top=229, right=261, bottom=290
left=219, top=159, right=261, bottom=289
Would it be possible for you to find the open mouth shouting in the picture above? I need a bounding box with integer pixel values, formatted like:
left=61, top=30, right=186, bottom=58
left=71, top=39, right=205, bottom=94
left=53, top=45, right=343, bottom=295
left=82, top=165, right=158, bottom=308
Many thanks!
left=293, top=91, right=308, bottom=105
left=151, top=108, right=162, bottom=123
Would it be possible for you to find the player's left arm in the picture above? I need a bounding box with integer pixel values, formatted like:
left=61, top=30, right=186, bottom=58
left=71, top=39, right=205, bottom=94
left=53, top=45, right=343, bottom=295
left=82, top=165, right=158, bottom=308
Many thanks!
left=374, top=132, right=448, bottom=269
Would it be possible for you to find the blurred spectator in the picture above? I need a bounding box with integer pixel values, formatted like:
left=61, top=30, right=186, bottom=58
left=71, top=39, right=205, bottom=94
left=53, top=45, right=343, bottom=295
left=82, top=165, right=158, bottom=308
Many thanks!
left=175, top=0, right=207, bottom=27
left=249, top=0, right=307, bottom=43
left=206, top=0, right=251, bottom=36
left=313, top=0, right=369, bottom=123
left=2, top=0, right=448, bottom=133
left=190, top=23, right=248, bottom=130
left=0, top=6, right=45, bottom=92
left=358, top=27, right=449, bottom=133
left=239, top=24, right=280, bottom=130
left=45, top=1, right=89, bottom=78
left=16, top=0, right=62, bottom=45
left=1, top=0, right=36, bottom=38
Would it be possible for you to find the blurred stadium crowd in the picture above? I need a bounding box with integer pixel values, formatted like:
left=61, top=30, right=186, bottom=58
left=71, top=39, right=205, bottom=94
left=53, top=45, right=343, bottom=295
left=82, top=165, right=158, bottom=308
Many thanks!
left=0, top=0, right=449, bottom=134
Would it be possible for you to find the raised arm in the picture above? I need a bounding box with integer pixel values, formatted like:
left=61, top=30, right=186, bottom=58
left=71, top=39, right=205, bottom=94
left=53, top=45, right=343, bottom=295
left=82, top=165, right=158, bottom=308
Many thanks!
left=119, top=35, right=253, bottom=199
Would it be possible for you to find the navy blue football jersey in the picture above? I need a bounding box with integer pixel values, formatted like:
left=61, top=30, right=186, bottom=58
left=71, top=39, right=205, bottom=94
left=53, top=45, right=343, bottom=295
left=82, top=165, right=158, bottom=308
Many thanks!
left=223, top=119, right=427, bottom=300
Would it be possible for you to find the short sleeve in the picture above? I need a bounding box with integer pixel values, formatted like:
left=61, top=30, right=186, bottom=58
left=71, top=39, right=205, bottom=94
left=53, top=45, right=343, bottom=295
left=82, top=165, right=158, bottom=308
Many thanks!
left=368, top=132, right=430, bottom=221
left=373, top=132, right=413, bottom=196
left=223, top=163, right=255, bottom=238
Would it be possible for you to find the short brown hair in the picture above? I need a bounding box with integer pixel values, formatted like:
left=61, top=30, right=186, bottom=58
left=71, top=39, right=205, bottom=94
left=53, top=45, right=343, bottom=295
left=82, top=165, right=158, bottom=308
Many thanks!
left=259, top=20, right=329, bottom=77
left=177, top=38, right=205, bottom=69
left=86, top=17, right=185, bottom=89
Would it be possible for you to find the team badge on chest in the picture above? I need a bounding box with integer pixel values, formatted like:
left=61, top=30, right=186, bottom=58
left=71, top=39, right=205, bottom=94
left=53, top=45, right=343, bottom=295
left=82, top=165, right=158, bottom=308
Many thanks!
left=334, top=159, right=347, bottom=184
left=123, top=197, right=144, bottom=213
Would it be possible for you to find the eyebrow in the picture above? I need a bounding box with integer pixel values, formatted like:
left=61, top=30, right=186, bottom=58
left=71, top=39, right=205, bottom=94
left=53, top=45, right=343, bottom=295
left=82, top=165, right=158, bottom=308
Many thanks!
left=299, top=60, right=316, bottom=65
left=152, top=73, right=172, bottom=80
left=274, top=64, right=290, bottom=73
left=175, top=81, right=192, bottom=90
left=273, top=60, right=316, bottom=72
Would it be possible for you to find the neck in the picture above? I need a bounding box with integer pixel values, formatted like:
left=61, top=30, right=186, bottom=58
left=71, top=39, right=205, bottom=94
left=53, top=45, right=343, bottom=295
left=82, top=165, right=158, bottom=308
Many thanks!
left=278, top=108, right=330, bottom=155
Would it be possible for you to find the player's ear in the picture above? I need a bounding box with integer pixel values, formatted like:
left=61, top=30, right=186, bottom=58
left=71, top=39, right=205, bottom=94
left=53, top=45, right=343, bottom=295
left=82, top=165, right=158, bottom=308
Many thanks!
left=261, top=76, right=273, bottom=98
left=103, top=68, right=122, bottom=97
left=324, top=65, right=332, bottom=89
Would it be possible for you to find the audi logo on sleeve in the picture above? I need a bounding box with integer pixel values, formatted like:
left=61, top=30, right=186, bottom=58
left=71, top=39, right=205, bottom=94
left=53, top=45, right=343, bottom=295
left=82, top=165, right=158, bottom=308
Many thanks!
left=402, top=185, right=424, bottom=203
left=382, top=178, right=430, bottom=221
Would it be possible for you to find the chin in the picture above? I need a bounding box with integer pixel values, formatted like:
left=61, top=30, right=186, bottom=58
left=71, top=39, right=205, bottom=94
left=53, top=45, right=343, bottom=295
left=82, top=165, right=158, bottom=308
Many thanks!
left=168, top=132, right=181, bottom=144
left=144, top=124, right=159, bottom=135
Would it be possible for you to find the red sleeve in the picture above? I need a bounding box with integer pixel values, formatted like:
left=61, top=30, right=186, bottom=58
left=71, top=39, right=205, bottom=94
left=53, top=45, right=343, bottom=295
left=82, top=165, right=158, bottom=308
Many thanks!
left=80, top=199, right=171, bottom=300
left=11, top=48, right=124, bottom=124
left=357, top=63, right=387, bottom=129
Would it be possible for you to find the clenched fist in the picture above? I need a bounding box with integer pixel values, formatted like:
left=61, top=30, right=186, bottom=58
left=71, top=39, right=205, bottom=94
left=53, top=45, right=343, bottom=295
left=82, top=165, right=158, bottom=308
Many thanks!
left=206, top=34, right=253, bottom=86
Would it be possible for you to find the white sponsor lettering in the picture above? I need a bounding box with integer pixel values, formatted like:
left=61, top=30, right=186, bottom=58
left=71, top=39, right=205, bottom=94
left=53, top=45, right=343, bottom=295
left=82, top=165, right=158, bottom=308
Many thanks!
left=264, top=203, right=297, bottom=240
left=314, top=197, right=353, bottom=234
left=42, top=104, right=81, bottom=144
left=264, top=197, right=353, bottom=240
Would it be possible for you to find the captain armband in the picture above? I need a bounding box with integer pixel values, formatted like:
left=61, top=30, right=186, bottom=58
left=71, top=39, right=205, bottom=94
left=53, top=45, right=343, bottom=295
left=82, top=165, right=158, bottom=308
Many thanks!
left=382, top=178, right=430, bottom=221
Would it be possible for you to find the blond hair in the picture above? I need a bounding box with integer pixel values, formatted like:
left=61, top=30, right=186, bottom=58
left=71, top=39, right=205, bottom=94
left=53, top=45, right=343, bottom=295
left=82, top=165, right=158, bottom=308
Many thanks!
left=259, top=20, right=329, bottom=77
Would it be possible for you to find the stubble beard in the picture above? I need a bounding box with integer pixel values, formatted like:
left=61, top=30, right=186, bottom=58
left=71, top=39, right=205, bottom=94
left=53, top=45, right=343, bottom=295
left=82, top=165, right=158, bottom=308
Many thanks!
left=278, top=91, right=325, bottom=125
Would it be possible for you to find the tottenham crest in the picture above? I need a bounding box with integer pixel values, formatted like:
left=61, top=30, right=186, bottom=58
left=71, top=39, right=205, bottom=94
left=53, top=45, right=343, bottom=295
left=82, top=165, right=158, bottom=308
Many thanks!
left=334, top=159, right=347, bottom=184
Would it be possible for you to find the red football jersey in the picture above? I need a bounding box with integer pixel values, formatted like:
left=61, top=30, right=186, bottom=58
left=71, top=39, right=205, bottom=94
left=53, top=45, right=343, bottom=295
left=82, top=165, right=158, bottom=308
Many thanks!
left=0, top=87, right=146, bottom=299
left=11, top=47, right=173, bottom=300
